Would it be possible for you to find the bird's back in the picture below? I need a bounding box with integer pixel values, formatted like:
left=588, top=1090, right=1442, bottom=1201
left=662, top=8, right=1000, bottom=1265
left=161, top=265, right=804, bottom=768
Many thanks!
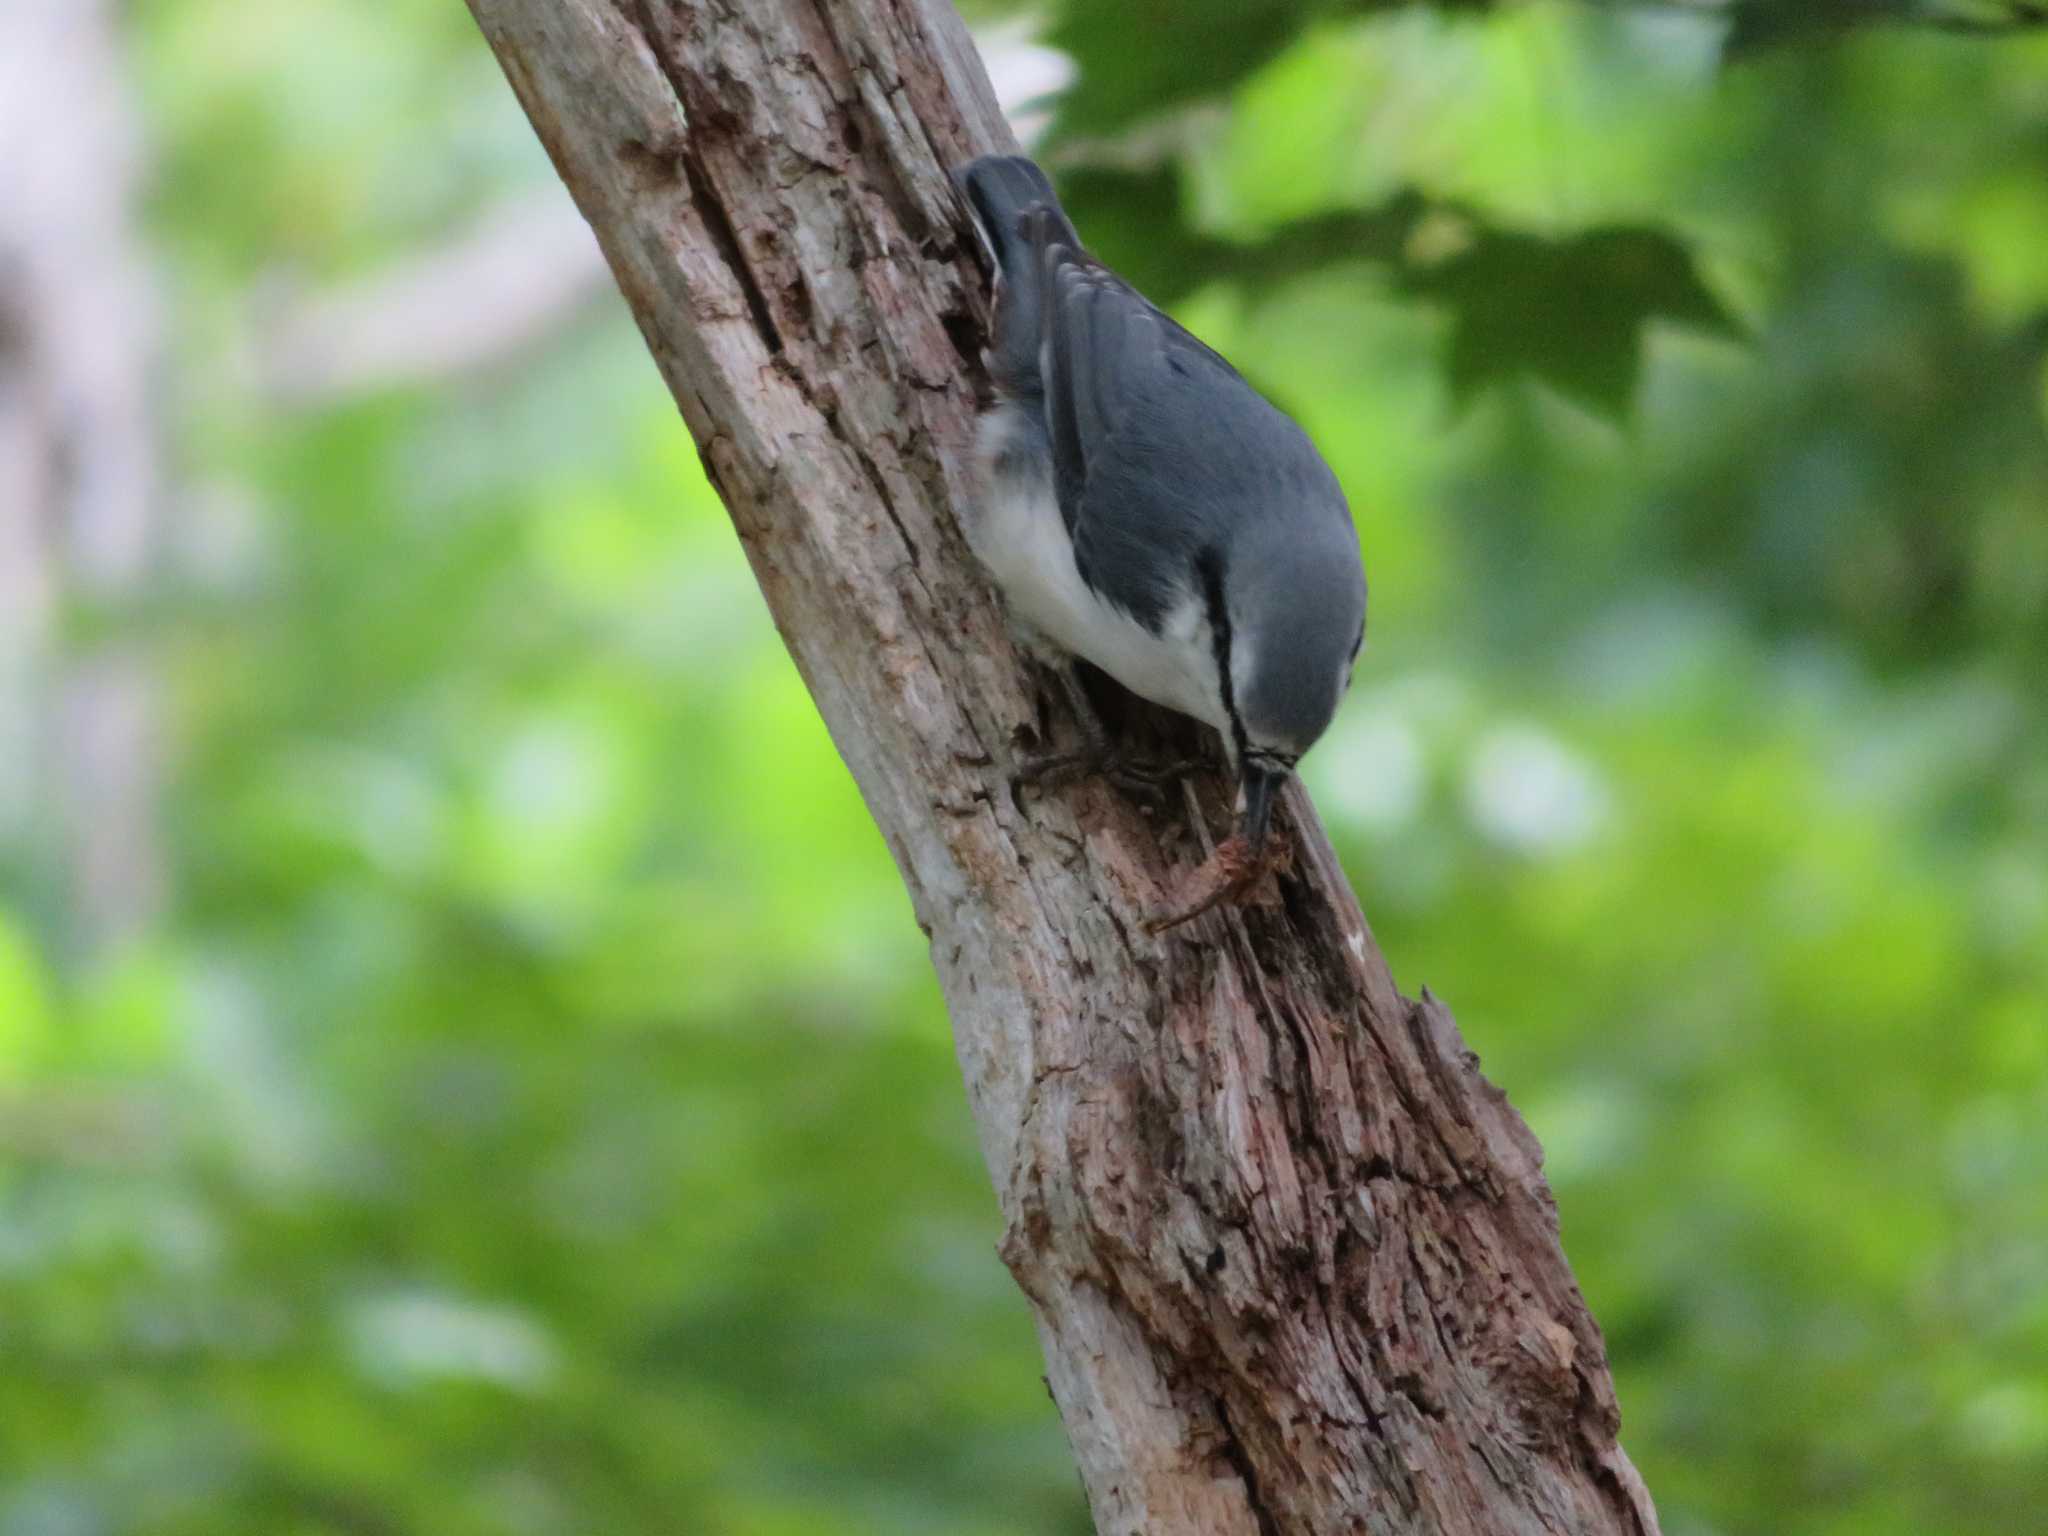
left=958, top=155, right=1364, bottom=755
left=959, top=156, right=1351, bottom=632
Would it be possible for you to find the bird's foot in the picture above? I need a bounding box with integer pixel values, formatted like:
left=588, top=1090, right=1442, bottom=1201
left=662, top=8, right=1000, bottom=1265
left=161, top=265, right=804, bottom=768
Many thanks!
left=1010, top=743, right=1204, bottom=808
left=1143, top=833, right=1291, bottom=933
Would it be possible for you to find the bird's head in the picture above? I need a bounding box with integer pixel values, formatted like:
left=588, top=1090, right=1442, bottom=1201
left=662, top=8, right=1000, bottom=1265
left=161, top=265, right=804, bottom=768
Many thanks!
left=1218, top=509, right=1367, bottom=852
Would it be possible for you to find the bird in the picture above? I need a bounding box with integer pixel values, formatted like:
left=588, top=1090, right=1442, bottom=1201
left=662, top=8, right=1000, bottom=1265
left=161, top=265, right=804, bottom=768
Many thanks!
left=955, top=154, right=1367, bottom=925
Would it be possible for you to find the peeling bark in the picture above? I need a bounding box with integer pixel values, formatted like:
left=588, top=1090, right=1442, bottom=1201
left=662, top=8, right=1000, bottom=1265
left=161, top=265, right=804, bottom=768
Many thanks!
left=462, top=2, right=1660, bottom=1531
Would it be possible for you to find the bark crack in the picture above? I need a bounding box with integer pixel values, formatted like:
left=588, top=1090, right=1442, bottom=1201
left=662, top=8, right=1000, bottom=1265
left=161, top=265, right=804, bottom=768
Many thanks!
left=675, top=144, right=784, bottom=354
left=1212, top=1394, right=1283, bottom=1536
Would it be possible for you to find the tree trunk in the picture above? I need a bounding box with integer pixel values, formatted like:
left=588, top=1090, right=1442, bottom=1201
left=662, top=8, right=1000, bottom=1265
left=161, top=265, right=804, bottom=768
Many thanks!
left=0, top=0, right=163, bottom=957
left=461, top=3, right=1661, bottom=1531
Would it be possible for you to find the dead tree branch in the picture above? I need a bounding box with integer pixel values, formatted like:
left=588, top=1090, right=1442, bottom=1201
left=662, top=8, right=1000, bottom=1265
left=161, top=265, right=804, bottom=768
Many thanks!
left=462, top=3, right=1660, bottom=1531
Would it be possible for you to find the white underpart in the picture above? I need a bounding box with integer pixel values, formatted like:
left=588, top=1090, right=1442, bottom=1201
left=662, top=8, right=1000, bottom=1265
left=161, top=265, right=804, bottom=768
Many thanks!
left=970, top=405, right=1227, bottom=739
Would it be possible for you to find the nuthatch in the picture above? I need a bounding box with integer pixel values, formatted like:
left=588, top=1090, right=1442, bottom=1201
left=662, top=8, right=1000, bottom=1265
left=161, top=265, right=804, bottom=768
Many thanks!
left=957, top=155, right=1367, bottom=921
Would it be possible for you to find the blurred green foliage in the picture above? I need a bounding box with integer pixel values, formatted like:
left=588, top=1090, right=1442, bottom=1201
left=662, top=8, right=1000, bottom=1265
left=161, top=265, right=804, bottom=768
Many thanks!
left=3, top=1, right=2047, bottom=1533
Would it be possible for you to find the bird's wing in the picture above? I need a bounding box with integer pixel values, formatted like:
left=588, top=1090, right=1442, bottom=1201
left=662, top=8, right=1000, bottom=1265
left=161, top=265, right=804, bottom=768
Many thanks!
left=1033, top=236, right=1264, bottom=630
left=1035, top=236, right=1124, bottom=524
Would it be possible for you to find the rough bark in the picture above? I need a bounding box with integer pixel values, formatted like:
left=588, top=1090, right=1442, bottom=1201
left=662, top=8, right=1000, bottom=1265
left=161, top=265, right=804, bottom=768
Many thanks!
left=462, top=3, right=1661, bottom=1532
left=0, top=0, right=163, bottom=955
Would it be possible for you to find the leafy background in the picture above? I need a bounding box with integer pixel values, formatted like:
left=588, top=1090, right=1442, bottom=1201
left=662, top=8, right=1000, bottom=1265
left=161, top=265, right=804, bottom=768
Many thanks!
left=3, top=1, right=2047, bottom=1532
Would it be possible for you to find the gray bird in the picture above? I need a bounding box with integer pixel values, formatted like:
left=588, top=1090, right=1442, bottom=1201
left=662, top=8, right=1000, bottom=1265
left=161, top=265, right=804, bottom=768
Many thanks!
left=957, top=154, right=1367, bottom=873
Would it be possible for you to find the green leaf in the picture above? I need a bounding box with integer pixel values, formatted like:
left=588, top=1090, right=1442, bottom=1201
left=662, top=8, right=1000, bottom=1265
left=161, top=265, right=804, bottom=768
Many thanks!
left=1403, top=226, right=1743, bottom=418
left=1048, top=0, right=1324, bottom=134
left=1056, top=165, right=1428, bottom=304
left=1052, top=163, right=1737, bottom=420
left=1724, top=0, right=2048, bottom=53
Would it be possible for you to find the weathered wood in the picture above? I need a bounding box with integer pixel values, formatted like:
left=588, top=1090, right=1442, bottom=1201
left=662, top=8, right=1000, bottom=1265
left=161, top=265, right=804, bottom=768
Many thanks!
left=461, top=2, right=1660, bottom=1531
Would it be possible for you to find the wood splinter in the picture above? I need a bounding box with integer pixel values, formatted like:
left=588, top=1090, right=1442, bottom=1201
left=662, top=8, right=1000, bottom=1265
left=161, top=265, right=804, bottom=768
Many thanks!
left=1145, top=832, right=1291, bottom=933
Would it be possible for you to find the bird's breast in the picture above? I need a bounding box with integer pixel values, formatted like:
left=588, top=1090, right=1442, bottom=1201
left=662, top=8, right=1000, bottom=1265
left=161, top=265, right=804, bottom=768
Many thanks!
left=969, top=406, right=1226, bottom=733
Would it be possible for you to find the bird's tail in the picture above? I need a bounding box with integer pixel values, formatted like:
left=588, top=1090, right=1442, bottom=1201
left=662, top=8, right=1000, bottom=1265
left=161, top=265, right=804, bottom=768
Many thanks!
left=956, top=155, right=1078, bottom=396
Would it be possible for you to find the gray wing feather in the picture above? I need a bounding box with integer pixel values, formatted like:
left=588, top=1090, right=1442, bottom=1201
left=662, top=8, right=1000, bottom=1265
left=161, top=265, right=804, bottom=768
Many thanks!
left=1033, top=245, right=1345, bottom=630
left=960, top=154, right=1352, bottom=635
left=1038, top=250, right=1133, bottom=494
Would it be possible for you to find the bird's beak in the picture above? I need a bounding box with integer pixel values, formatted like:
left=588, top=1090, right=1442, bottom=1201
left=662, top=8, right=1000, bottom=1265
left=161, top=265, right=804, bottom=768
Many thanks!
left=1240, top=763, right=1283, bottom=854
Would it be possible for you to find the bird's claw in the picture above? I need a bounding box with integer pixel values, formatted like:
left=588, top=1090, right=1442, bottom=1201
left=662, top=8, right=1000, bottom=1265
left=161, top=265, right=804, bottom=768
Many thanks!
left=1008, top=745, right=1092, bottom=791
left=1010, top=746, right=1203, bottom=808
